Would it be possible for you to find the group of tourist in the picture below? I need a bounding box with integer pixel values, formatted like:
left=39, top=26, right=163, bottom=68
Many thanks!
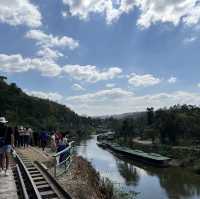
left=14, top=126, right=33, bottom=148
left=0, top=116, right=71, bottom=177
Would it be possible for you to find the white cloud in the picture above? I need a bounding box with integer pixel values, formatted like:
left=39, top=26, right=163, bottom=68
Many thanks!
left=128, top=73, right=161, bottom=87
left=136, top=0, right=200, bottom=28
left=197, top=83, right=200, bottom=88
left=62, top=0, right=200, bottom=28
left=106, top=83, right=115, bottom=88
left=62, top=0, right=136, bottom=24
left=138, top=1, right=200, bottom=28
left=66, top=88, right=200, bottom=116
left=37, top=47, right=64, bottom=61
left=31, top=58, right=62, bottom=77
left=25, top=90, right=63, bottom=102
left=0, top=54, right=122, bottom=81
left=0, top=54, right=33, bottom=73
left=183, top=36, right=197, bottom=44
left=67, top=88, right=134, bottom=102
left=0, top=53, right=61, bottom=77
left=63, top=64, right=122, bottom=83
left=168, top=76, right=177, bottom=84
left=0, top=0, right=42, bottom=27
left=62, top=11, right=68, bottom=18
left=72, top=83, right=85, bottom=91
left=26, top=29, right=79, bottom=50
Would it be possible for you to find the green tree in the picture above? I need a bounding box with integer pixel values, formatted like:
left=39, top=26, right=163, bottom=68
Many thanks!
left=147, top=107, right=154, bottom=126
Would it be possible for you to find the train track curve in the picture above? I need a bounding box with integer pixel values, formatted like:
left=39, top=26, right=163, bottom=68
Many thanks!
left=12, top=150, right=72, bottom=199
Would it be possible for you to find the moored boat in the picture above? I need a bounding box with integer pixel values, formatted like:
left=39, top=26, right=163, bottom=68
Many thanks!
left=97, top=141, right=171, bottom=167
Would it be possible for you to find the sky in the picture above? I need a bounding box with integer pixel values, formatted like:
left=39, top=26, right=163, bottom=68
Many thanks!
left=1, top=0, right=200, bottom=116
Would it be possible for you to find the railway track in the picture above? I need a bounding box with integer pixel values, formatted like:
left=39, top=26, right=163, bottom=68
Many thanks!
left=12, top=151, right=72, bottom=199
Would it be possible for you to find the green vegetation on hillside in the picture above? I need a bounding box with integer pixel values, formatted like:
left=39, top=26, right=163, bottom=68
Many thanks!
left=0, top=76, right=94, bottom=135
left=105, top=105, right=200, bottom=146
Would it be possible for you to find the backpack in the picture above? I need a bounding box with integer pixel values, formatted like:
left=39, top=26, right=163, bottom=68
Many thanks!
left=0, top=137, right=5, bottom=147
left=0, top=127, right=7, bottom=147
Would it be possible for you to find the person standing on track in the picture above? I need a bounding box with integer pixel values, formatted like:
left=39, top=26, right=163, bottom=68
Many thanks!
left=50, top=132, right=56, bottom=152
left=0, top=117, right=14, bottom=176
left=24, top=127, right=31, bottom=148
left=19, top=126, right=25, bottom=148
left=28, top=127, right=33, bottom=146
left=14, top=126, right=20, bottom=147
left=40, top=129, right=49, bottom=151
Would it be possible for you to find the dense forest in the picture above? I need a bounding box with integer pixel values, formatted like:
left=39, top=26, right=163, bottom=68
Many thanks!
left=105, top=105, right=200, bottom=146
left=0, top=76, right=95, bottom=136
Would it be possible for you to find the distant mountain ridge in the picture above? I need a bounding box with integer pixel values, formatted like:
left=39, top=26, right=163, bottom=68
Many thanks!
left=95, top=111, right=146, bottom=119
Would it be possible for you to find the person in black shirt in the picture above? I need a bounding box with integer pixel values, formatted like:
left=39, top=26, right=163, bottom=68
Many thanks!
left=0, top=119, right=6, bottom=173
left=0, top=117, right=14, bottom=176
left=14, top=126, right=20, bottom=147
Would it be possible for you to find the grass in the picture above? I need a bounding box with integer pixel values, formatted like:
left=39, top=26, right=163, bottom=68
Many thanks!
left=99, top=177, right=138, bottom=199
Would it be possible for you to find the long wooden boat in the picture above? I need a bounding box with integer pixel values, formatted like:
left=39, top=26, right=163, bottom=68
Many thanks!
left=97, top=142, right=171, bottom=167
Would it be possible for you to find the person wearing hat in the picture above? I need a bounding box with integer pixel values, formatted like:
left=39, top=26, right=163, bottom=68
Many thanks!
left=0, top=117, right=14, bottom=176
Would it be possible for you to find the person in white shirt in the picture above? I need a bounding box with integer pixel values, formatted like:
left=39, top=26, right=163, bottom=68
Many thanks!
left=18, top=126, right=25, bottom=148
left=63, top=136, right=69, bottom=147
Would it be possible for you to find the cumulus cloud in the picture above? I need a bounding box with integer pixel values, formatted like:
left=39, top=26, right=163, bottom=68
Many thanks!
left=26, top=29, right=79, bottom=50
left=0, top=0, right=42, bottom=27
left=168, top=76, right=177, bottom=84
left=128, top=73, right=161, bottom=87
left=31, top=58, right=62, bottom=77
left=136, top=0, right=200, bottom=28
left=62, top=0, right=200, bottom=28
left=0, top=53, right=61, bottom=77
left=66, top=88, right=200, bottom=116
left=0, top=54, right=33, bottom=73
left=0, top=53, right=123, bottom=82
left=72, top=83, right=85, bottom=91
left=63, top=65, right=122, bottom=83
left=62, top=0, right=136, bottom=24
left=25, top=89, right=63, bottom=102
left=37, top=47, right=64, bottom=61
left=67, top=88, right=134, bottom=102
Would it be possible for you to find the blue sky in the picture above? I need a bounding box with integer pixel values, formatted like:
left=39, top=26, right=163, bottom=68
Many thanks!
left=1, top=0, right=200, bottom=116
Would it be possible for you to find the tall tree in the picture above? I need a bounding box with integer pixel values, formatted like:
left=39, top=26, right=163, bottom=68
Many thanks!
left=147, top=107, right=154, bottom=126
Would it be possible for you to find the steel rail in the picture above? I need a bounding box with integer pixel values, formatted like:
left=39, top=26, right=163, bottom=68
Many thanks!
left=15, top=153, right=42, bottom=199
left=15, top=164, right=29, bottom=199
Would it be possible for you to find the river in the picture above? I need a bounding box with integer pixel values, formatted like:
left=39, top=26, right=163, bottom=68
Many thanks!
left=75, top=135, right=200, bottom=199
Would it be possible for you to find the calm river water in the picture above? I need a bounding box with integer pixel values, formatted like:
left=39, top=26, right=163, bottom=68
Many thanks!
left=75, top=135, right=200, bottom=199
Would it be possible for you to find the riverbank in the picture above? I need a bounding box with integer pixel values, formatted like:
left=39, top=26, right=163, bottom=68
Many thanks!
left=55, top=156, right=136, bottom=199
left=75, top=135, right=200, bottom=199
left=26, top=147, right=135, bottom=199
left=33, top=145, right=134, bottom=199
left=57, top=156, right=105, bottom=199
left=113, top=138, right=200, bottom=173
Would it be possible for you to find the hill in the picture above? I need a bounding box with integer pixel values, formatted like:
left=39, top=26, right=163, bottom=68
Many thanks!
left=96, top=111, right=145, bottom=120
left=0, top=76, right=93, bottom=134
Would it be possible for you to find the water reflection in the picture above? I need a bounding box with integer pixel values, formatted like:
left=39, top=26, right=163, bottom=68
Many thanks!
left=75, top=136, right=200, bottom=199
left=158, top=169, right=200, bottom=199
left=116, top=160, right=140, bottom=186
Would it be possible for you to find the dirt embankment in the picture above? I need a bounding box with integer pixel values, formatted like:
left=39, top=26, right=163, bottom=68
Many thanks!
left=19, top=147, right=133, bottom=199
left=17, top=147, right=107, bottom=199
left=57, top=156, right=106, bottom=199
